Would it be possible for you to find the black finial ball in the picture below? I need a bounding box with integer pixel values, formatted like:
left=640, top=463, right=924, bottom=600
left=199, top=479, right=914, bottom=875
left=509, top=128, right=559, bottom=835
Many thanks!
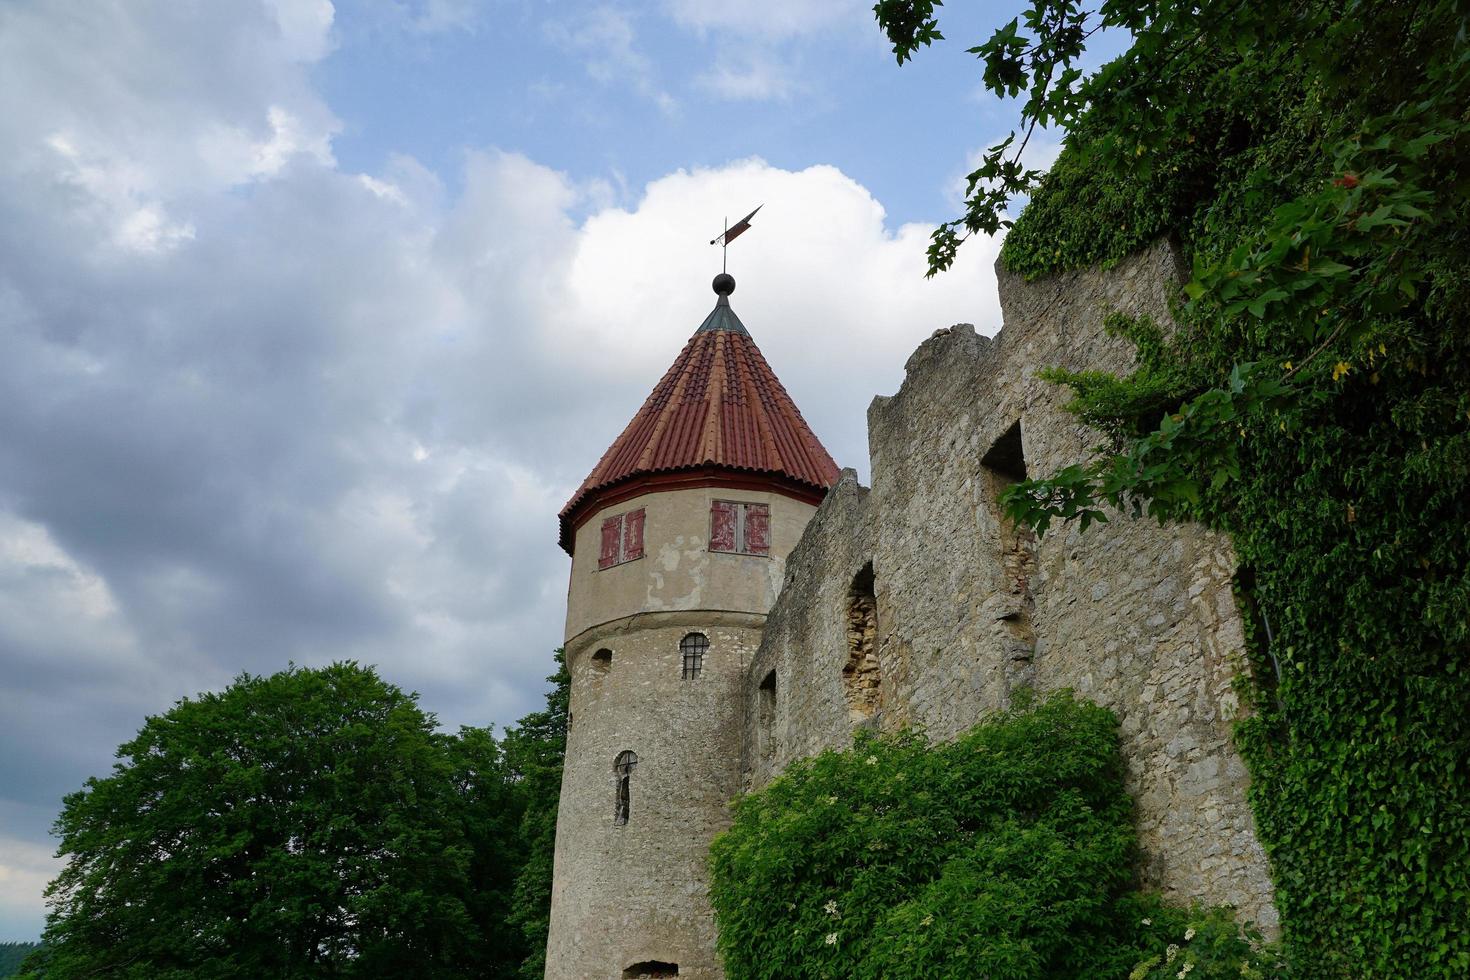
left=712, top=272, right=736, bottom=296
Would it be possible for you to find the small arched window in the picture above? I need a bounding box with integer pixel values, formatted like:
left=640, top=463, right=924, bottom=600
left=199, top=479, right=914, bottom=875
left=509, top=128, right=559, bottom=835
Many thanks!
left=614, top=750, right=638, bottom=825
left=680, top=633, right=708, bottom=679
left=591, top=648, right=613, bottom=674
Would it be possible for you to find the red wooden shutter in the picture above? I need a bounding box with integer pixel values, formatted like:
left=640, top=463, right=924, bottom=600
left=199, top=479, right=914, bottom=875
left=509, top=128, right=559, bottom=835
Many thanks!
left=710, top=501, right=737, bottom=552
left=599, top=515, right=622, bottom=569
left=623, top=508, right=645, bottom=561
left=744, top=503, right=770, bottom=555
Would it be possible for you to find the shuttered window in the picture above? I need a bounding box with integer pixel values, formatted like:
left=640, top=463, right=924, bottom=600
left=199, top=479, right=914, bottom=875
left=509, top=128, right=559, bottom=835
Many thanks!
left=597, top=507, right=645, bottom=569
left=745, top=503, right=769, bottom=555
left=709, top=500, right=770, bottom=556
left=598, top=517, right=621, bottom=569
left=623, top=508, right=645, bottom=561
left=710, top=500, right=737, bottom=552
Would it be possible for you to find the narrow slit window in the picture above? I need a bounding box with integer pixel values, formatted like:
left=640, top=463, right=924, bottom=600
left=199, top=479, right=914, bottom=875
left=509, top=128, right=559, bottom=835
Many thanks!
left=613, top=750, right=638, bottom=825
left=980, top=420, right=1037, bottom=598
left=680, top=633, right=707, bottom=679
left=843, top=562, right=881, bottom=722
left=758, top=670, right=777, bottom=762
left=981, top=420, right=1039, bottom=695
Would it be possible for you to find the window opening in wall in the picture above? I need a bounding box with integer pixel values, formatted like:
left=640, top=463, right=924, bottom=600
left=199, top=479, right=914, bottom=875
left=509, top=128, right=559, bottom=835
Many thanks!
left=598, top=507, right=646, bottom=569
left=981, top=419, right=1028, bottom=482
left=709, top=500, right=770, bottom=555
left=758, top=670, right=777, bottom=763
left=680, top=632, right=708, bottom=679
left=980, top=421, right=1037, bottom=598
left=591, top=648, right=613, bottom=674
left=622, top=962, right=678, bottom=979
left=613, top=750, right=638, bottom=825
left=843, top=562, right=881, bottom=723
left=981, top=420, right=1039, bottom=696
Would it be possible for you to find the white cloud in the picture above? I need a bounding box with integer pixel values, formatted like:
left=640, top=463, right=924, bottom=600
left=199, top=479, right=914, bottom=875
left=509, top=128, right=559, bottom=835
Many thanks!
left=0, top=836, right=62, bottom=934
left=547, top=7, right=677, bottom=114
left=552, top=158, right=999, bottom=430
left=0, top=0, right=340, bottom=253
left=262, top=0, right=338, bottom=60
left=0, top=513, right=126, bottom=644
left=697, top=51, right=801, bottom=101
left=666, top=0, right=875, bottom=103
left=44, top=132, right=197, bottom=253
left=665, top=0, right=868, bottom=38
left=405, top=0, right=483, bottom=34
left=357, top=0, right=485, bottom=36
left=0, top=0, right=1003, bottom=942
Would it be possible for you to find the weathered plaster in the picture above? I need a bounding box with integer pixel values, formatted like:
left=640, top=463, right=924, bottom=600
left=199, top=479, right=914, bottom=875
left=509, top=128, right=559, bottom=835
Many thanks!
left=564, top=488, right=817, bottom=640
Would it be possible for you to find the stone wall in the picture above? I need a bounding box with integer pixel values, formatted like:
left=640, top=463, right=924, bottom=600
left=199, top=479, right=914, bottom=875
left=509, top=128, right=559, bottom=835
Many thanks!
left=551, top=481, right=822, bottom=978
left=741, top=239, right=1278, bottom=930
left=550, top=613, right=761, bottom=980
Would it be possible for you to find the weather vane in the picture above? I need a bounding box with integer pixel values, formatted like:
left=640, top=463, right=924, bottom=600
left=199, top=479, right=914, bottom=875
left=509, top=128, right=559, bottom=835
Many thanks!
left=709, top=205, right=762, bottom=274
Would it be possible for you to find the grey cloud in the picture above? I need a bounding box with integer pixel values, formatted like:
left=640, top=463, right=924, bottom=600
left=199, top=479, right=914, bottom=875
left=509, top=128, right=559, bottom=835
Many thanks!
left=0, top=1, right=1002, bottom=942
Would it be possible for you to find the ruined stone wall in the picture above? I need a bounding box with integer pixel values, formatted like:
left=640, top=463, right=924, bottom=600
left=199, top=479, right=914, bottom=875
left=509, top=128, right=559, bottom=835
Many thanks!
left=743, top=476, right=875, bottom=790
left=742, top=240, right=1278, bottom=929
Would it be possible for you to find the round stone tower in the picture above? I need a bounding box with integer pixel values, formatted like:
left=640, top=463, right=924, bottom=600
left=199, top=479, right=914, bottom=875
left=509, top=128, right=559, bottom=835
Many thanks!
left=546, top=275, right=840, bottom=980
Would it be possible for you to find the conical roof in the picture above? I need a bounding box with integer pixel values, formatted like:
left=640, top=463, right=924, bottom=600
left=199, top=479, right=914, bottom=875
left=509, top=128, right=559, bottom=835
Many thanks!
left=559, top=276, right=840, bottom=554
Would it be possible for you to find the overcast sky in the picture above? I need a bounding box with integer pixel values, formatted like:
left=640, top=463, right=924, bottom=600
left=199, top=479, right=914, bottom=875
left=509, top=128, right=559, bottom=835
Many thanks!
left=0, top=0, right=1128, bottom=939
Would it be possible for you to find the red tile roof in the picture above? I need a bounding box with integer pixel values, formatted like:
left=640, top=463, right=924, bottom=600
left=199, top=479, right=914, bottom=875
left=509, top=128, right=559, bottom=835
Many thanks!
left=559, top=290, right=840, bottom=553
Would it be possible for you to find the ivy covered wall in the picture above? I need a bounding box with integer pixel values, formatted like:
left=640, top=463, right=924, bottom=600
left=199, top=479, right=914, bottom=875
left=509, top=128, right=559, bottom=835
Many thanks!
left=992, top=6, right=1470, bottom=975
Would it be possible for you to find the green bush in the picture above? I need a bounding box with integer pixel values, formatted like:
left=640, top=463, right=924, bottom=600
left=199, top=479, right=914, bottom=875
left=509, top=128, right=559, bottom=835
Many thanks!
left=1127, top=906, right=1281, bottom=980
left=709, top=692, right=1276, bottom=979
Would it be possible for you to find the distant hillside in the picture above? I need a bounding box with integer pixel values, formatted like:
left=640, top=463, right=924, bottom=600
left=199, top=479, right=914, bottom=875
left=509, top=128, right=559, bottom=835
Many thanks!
left=0, top=942, right=40, bottom=977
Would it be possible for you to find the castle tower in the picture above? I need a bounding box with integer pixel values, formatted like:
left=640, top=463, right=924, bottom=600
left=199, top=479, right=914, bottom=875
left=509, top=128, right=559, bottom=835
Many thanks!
left=546, top=273, right=840, bottom=979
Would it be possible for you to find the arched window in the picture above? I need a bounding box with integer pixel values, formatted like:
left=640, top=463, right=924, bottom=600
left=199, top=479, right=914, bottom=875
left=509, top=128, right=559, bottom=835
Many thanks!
left=680, top=633, right=708, bottom=679
left=591, top=648, right=613, bottom=674
left=613, top=750, right=638, bottom=825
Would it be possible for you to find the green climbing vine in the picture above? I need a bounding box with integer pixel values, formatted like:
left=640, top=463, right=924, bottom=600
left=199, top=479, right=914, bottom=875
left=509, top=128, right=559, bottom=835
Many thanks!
left=875, top=5, right=1470, bottom=979
left=874, top=1, right=1470, bottom=974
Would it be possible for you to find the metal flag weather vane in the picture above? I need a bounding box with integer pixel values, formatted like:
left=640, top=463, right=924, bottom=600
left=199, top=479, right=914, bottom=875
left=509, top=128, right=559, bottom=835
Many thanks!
left=710, top=204, right=762, bottom=273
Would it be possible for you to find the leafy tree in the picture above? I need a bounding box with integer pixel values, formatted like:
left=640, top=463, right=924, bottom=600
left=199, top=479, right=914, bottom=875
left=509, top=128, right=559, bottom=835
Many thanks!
left=876, top=0, right=1467, bottom=525
left=878, top=2, right=1470, bottom=974
left=0, top=943, right=41, bottom=978
left=22, top=663, right=499, bottom=979
left=444, top=725, right=527, bottom=979
left=502, top=649, right=570, bottom=980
